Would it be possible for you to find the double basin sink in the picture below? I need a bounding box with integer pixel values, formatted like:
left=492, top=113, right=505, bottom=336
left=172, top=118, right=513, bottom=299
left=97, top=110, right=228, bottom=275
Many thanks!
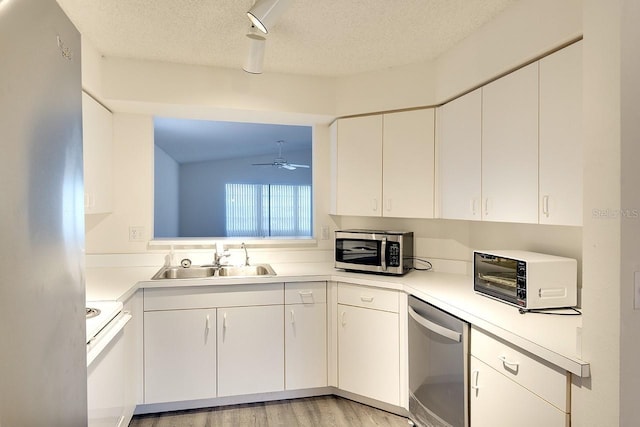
left=152, top=264, right=276, bottom=280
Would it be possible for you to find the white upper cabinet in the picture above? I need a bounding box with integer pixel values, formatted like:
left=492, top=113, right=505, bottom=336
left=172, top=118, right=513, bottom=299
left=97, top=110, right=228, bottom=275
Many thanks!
left=82, top=92, right=113, bottom=214
left=437, top=89, right=483, bottom=220
left=332, top=115, right=383, bottom=217
left=331, top=110, right=435, bottom=218
left=383, top=109, right=435, bottom=218
left=437, top=42, right=583, bottom=226
left=482, top=62, right=539, bottom=223
left=539, top=41, right=583, bottom=226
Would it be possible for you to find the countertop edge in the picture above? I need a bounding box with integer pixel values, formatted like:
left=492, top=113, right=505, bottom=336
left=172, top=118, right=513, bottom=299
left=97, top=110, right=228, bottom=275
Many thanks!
left=86, top=264, right=590, bottom=378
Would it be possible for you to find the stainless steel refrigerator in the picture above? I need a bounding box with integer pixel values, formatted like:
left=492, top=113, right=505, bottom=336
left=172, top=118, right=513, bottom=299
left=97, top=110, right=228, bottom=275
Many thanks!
left=0, top=0, right=86, bottom=425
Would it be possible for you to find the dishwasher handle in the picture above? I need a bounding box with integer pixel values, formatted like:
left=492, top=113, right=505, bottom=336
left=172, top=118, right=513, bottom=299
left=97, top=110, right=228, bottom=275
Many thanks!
left=408, top=306, right=461, bottom=343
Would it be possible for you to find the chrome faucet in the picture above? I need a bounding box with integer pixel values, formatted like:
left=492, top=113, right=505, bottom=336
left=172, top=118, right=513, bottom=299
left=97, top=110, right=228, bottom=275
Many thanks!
left=213, top=242, right=230, bottom=267
left=241, top=242, right=250, bottom=266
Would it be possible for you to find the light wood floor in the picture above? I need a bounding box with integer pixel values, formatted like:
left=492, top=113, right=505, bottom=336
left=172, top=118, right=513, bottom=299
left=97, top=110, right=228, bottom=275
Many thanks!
left=129, top=395, right=410, bottom=427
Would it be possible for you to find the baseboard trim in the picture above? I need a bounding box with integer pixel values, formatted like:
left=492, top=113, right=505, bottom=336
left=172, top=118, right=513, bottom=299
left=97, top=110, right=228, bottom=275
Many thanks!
left=133, top=387, right=409, bottom=417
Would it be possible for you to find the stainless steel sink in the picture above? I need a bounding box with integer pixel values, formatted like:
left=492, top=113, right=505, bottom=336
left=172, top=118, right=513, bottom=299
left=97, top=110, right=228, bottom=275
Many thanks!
left=151, top=264, right=276, bottom=280
left=153, top=266, right=217, bottom=280
left=217, top=264, right=276, bottom=277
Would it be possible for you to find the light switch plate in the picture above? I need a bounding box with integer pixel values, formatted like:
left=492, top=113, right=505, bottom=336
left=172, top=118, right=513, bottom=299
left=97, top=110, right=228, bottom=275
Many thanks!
left=321, top=225, right=330, bottom=240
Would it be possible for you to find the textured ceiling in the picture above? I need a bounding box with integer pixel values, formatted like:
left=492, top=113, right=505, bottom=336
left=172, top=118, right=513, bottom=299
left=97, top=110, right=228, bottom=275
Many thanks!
left=57, top=0, right=517, bottom=77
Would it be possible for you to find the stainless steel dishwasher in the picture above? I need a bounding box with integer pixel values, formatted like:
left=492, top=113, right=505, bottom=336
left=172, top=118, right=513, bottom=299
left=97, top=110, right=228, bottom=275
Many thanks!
left=408, top=295, right=469, bottom=427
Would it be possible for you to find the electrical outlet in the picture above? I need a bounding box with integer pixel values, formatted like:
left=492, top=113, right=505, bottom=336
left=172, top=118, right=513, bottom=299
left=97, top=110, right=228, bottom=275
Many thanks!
left=129, top=226, right=145, bottom=242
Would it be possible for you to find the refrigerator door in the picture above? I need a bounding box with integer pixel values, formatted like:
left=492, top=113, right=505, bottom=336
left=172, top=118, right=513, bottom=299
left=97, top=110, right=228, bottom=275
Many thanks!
left=0, top=0, right=86, bottom=425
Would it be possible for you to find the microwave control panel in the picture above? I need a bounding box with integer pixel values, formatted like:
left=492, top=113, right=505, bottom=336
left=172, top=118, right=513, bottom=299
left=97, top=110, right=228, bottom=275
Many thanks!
left=516, top=261, right=527, bottom=303
left=388, top=242, right=401, bottom=267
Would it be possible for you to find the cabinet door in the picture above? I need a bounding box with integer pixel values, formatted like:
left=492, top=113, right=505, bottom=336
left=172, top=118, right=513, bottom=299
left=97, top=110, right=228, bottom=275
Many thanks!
left=143, top=309, right=216, bottom=404
left=482, top=62, right=539, bottom=223
left=470, top=356, right=568, bottom=427
left=334, top=116, right=383, bottom=216
left=338, top=304, right=400, bottom=405
left=539, top=41, right=583, bottom=226
left=438, top=89, right=482, bottom=220
left=217, top=305, right=284, bottom=396
left=383, top=109, right=435, bottom=218
left=285, top=303, right=327, bottom=390
left=82, top=92, right=113, bottom=214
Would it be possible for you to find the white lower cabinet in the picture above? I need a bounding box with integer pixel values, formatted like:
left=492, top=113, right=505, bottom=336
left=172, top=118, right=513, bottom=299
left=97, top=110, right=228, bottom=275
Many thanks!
left=285, top=282, right=327, bottom=390
left=337, top=283, right=400, bottom=406
left=142, top=282, right=324, bottom=406
left=217, top=305, right=284, bottom=396
left=470, top=327, right=570, bottom=427
left=144, top=308, right=216, bottom=404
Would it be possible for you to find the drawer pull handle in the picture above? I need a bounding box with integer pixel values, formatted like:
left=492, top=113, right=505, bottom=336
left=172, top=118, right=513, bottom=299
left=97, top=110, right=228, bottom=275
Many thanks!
left=223, top=312, right=228, bottom=330
left=205, top=315, right=210, bottom=332
left=360, top=296, right=374, bottom=303
left=341, top=311, right=347, bottom=326
left=298, top=290, right=314, bottom=302
left=498, top=355, right=519, bottom=369
left=471, top=370, right=480, bottom=391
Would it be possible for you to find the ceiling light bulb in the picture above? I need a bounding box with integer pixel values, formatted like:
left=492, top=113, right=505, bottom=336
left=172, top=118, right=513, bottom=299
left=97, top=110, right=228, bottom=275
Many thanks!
left=246, top=0, right=292, bottom=34
left=242, top=32, right=266, bottom=74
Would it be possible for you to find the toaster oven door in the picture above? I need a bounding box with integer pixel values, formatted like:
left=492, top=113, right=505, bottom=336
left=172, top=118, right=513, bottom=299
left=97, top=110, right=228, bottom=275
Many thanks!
left=473, top=252, right=522, bottom=306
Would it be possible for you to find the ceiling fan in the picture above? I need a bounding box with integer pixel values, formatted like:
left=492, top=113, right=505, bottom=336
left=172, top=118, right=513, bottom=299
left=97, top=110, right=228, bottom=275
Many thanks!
left=252, top=140, right=310, bottom=170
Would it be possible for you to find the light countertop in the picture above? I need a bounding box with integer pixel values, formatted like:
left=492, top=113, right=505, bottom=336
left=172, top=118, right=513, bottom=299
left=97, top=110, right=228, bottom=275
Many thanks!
left=85, top=261, right=589, bottom=377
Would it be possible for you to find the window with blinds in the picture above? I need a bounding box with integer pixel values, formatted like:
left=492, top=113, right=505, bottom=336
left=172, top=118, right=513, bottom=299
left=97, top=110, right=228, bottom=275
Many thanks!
left=225, top=183, right=312, bottom=237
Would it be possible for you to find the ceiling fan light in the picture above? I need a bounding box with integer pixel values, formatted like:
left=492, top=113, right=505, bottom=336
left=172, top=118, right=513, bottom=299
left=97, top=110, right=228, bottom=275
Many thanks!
left=242, top=32, right=266, bottom=74
left=246, top=0, right=292, bottom=34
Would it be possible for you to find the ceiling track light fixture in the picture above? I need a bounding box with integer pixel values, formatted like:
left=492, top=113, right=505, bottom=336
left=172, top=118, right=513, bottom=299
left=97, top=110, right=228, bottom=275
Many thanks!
left=246, top=0, right=292, bottom=34
left=242, top=25, right=266, bottom=74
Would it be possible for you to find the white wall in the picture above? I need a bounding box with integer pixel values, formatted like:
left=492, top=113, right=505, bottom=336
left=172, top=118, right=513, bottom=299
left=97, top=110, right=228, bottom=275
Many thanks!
left=337, top=216, right=582, bottom=275
left=80, top=36, right=103, bottom=97
left=100, top=58, right=337, bottom=124
left=153, top=146, right=179, bottom=238
left=85, top=114, right=154, bottom=253
left=573, top=1, right=622, bottom=426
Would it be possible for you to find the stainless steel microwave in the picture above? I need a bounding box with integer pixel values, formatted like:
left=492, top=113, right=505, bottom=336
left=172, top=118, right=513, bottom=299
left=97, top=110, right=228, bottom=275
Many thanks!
left=473, top=250, right=577, bottom=309
left=335, top=230, right=413, bottom=275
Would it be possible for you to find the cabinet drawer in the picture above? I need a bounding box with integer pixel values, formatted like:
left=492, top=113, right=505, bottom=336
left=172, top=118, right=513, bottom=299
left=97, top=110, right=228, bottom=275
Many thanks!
left=470, top=356, right=569, bottom=427
left=285, top=281, right=327, bottom=304
left=337, top=282, right=398, bottom=313
left=471, top=327, right=569, bottom=412
left=144, top=283, right=284, bottom=311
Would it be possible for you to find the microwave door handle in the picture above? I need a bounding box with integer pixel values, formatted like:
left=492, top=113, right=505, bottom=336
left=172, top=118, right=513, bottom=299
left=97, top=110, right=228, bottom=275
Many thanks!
left=408, top=306, right=461, bottom=343
left=381, top=237, right=387, bottom=271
